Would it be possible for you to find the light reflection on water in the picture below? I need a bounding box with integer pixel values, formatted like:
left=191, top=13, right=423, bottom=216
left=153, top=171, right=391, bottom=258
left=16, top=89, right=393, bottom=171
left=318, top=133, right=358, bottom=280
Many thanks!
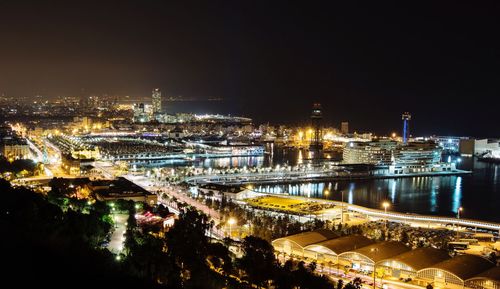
left=252, top=156, right=500, bottom=222
left=133, top=147, right=500, bottom=222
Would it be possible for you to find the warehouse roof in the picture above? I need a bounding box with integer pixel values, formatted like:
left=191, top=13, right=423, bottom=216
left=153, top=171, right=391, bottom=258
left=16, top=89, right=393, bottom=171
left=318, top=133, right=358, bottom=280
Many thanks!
left=304, top=235, right=374, bottom=256
left=419, top=254, right=494, bottom=281
left=272, top=229, right=337, bottom=249
left=379, top=247, right=451, bottom=271
left=340, top=241, right=410, bottom=263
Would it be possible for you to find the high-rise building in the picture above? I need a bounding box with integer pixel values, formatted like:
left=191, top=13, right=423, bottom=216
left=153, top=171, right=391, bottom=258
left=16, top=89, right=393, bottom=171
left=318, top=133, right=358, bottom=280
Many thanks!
left=133, top=103, right=151, bottom=123
left=152, top=88, right=162, bottom=114
left=341, top=122, right=349, bottom=134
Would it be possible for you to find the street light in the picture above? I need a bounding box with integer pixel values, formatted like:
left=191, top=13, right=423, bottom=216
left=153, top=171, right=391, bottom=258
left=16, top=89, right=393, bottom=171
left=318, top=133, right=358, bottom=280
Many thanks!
left=382, top=202, right=390, bottom=231
left=228, top=217, right=236, bottom=238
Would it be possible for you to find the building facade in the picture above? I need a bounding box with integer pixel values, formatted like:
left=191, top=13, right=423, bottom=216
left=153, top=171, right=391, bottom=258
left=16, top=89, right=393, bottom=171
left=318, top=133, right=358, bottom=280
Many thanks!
left=152, top=88, right=162, bottom=114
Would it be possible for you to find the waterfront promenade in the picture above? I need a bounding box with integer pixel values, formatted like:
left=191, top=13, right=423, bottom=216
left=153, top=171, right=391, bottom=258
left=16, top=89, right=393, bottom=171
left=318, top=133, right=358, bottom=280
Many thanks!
left=184, top=167, right=472, bottom=185
left=128, top=172, right=500, bottom=236
left=258, top=193, right=500, bottom=234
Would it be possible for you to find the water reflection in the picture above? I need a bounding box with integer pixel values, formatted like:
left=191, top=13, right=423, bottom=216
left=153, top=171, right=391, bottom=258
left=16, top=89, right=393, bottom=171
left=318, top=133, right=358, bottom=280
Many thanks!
left=452, top=177, right=462, bottom=214
left=133, top=147, right=500, bottom=222
left=390, top=180, right=396, bottom=203
left=254, top=159, right=500, bottom=222
left=348, top=182, right=354, bottom=204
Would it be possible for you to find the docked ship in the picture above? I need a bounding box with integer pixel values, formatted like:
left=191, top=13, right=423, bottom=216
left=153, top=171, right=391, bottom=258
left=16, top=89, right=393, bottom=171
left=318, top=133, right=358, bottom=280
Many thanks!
left=202, top=144, right=265, bottom=157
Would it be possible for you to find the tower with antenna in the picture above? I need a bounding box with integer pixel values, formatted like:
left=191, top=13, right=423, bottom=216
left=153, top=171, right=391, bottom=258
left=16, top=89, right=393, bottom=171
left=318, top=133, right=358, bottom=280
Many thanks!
left=309, top=103, right=323, bottom=151
left=402, top=112, right=411, bottom=144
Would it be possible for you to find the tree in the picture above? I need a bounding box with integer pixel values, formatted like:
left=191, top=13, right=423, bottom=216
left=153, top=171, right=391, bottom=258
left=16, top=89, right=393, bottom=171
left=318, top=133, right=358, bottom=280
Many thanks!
left=400, top=231, right=409, bottom=244
left=207, top=242, right=233, bottom=274
left=238, top=236, right=277, bottom=286
left=155, top=204, right=170, bottom=218
left=337, top=279, right=344, bottom=289
left=164, top=208, right=215, bottom=287
left=488, top=252, right=497, bottom=264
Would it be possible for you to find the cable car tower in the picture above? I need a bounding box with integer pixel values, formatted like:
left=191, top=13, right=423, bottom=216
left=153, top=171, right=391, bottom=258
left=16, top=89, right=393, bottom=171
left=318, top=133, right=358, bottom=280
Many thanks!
left=402, top=112, right=411, bottom=144
left=309, top=103, right=323, bottom=151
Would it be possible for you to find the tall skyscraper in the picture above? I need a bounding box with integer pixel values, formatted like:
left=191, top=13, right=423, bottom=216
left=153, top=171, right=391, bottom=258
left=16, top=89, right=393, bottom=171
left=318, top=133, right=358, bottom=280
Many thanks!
left=152, top=88, right=162, bottom=114
left=341, top=122, right=349, bottom=134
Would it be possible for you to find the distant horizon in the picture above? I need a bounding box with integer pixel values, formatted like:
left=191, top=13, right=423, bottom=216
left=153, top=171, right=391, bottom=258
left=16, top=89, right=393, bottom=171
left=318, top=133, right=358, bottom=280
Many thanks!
left=0, top=93, right=497, bottom=139
left=1, top=1, right=499, bottom=138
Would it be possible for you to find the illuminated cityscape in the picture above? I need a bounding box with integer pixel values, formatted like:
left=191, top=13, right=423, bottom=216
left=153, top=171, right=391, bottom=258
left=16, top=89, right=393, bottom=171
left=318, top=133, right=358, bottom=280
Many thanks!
left=1, top=2, right=499, bottom=289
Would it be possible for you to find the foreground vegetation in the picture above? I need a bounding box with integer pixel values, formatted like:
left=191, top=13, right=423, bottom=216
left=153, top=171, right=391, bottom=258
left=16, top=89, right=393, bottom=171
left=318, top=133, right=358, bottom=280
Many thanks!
left=0, top=178, right=335, bottom=288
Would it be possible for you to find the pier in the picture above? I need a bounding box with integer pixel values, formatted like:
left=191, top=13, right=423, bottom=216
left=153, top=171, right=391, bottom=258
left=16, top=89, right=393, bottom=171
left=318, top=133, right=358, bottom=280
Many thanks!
left=184, top=167, right=472, bottom=185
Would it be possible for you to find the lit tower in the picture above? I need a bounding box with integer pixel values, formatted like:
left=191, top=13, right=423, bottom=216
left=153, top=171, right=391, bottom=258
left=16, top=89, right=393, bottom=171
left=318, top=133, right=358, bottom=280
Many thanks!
left=309, top=103, right=323, bottom=151
left=152, top=88, right=162, bottom=114
left=402, top=112, right=411, bottom=144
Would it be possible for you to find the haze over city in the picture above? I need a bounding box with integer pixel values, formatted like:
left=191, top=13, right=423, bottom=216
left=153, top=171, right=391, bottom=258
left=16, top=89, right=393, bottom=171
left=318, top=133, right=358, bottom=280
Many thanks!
left=1, top=1, right=499, bottom=136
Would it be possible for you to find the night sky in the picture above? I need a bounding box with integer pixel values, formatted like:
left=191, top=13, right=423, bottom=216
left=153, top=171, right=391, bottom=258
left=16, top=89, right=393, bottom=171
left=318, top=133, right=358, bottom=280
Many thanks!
left=1, top=1, right=499, bottom=137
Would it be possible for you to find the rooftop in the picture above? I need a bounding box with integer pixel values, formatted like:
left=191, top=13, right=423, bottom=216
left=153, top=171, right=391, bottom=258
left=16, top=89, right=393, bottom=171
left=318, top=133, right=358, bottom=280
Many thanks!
left=272, top=229, right=337, bottom=249
left=304, top=235, right=375, bottom=255
left=380, top=247, right=451, bottom=271
left=346, top=241, right=410, bottom=263
left=467, top=266, right=500, bottom=282
left=422, top=254, right=494, bottom=280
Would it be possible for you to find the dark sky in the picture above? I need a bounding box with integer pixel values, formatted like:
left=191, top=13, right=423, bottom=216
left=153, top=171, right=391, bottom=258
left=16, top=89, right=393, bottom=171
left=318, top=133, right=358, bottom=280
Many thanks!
left=0, top=0, right=499, bottom=137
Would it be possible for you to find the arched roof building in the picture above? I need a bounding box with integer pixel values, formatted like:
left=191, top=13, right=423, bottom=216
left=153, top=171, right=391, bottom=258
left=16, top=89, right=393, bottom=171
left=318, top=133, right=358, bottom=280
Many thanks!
left=337, top=241, right=410, bottom=272
left=304, top=235, right=374, bottom=257
left=466, top=266, right=500, bottom=289
left=417, top=254, right=495, bottom=288
left=272, top=229, right=337, bottom=257
left=377, top=247, right=451, bottom=278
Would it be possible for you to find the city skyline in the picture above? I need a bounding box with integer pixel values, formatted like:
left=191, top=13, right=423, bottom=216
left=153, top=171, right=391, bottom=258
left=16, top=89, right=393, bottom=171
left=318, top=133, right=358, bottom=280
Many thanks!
left=1, top=1, right=499, bottom=137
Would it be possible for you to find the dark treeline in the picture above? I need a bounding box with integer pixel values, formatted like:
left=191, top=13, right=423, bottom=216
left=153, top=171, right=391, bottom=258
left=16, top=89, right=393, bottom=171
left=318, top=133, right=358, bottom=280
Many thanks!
left=0, top=178, right=335, bottom=288
left=0, top=179, right=159, bottom=289
left=0, top=156, right=39, bottom=176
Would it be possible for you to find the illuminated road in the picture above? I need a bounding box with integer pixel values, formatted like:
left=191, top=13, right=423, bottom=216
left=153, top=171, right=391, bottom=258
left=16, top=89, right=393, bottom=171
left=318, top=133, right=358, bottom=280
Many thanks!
left=124, top=175, right=226, bottom=239
left=108, top=213, right=127, bottom=253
